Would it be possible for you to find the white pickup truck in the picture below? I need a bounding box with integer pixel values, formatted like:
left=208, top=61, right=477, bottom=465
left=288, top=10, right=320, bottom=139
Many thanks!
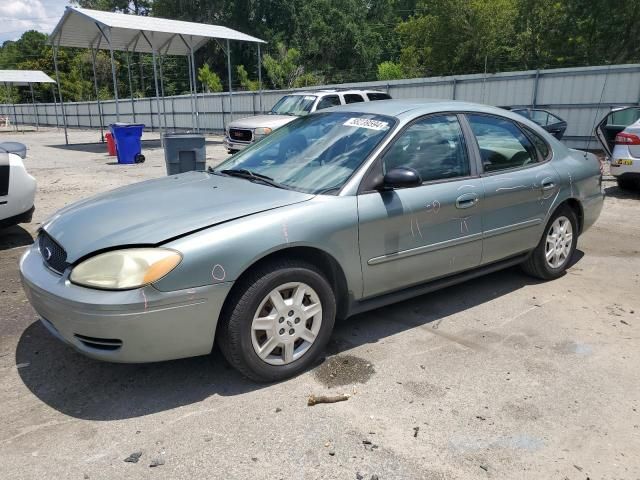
left=223, top=89, right=391, bottom=153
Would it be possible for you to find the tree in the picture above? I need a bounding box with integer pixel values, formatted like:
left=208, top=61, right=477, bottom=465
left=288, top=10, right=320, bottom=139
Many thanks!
left=377, top=61, right=405, bottom=80
left=262, top=43, right=304, bottom=89
left=198, top=64, right=223, bottom=92
left=236, top=65, right=260, bottom=91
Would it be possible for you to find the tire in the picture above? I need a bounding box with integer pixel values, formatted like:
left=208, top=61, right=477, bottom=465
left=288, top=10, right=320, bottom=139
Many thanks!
left=617, top=177, right=635, bottom=190
left=521, top=205, right=578, bottom=280
left=216, top=259, right=336, bottom=382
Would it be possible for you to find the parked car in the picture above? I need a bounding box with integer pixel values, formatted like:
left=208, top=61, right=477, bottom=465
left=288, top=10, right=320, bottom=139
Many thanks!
left=595, top=106, right=640, bottom=190
left=0, top=142, right=36, bottom=229
left=503, top=107, right=568, bottom=140
left=21, top=100, right=603, bottom=381
left=223, top=89, right=392, bottom=153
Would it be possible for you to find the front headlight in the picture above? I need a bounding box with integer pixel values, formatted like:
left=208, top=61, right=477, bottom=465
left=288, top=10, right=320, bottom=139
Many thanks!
left=254, top=127, right=272, bottom=136
left=70, top=248, right=182, bottom=290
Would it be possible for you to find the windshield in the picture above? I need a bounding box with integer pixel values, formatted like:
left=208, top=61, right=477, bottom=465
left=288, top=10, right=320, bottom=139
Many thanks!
left=214, top=112, right=395, bottom=194
left=270, top=95, right=317, bottom=116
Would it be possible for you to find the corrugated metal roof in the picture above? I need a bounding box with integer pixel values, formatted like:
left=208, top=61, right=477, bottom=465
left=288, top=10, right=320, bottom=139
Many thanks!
left=48, top=6, right=266, bottom=56
left=0, top=70, right=56, bottom=85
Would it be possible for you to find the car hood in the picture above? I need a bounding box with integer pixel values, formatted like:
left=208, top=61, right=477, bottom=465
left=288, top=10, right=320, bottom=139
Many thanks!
left=42, top=171, right=314, bottom=263
left=229, top=114, right=296, bottom=130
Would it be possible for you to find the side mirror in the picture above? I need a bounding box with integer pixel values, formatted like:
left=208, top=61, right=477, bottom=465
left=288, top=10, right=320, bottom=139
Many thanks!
left=379, top=167, right=422, bottom=190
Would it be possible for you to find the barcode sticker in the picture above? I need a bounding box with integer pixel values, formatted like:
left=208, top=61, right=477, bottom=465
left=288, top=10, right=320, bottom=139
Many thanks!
left=343, top=118, right=390, bottom=131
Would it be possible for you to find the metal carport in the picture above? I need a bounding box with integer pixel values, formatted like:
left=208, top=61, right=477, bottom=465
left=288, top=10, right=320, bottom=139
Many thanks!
left=0, top=70, right=57, bottom=133
left=48, top=6, right=266, bottom=145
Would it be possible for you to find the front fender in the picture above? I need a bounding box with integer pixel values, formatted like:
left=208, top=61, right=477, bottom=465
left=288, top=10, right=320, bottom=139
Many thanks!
left=153, top=196, right=362, bottom=296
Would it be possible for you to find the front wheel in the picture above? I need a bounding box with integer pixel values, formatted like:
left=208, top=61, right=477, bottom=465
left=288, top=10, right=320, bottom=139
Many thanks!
left=217, top=260, right=336, bottom=382
left=521, top=205, right=578, bottom=280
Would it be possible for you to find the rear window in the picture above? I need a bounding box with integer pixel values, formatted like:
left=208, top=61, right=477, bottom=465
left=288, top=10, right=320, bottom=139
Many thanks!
left=367, top=92, right=391, bottom=101
left=344, top=94, right=365, bottom=104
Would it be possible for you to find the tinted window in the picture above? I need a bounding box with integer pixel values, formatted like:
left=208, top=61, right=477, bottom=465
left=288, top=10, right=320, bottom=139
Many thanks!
left=270, top=95, right=316, bottom=115
left=468, top=114, right=537, bottom=172
left=344, top=94, right=365, bottom=104
left=367, top=92, right=391, bottom=101
left=525, top=128, right=551, bottom=160
left=381, top=115, right=470, bottom=182
left=316, top=95, right=341, bottom=110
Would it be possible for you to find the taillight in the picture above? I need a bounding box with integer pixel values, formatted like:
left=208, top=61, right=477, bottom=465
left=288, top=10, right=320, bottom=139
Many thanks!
left=615, top=132, right=640, bottom=145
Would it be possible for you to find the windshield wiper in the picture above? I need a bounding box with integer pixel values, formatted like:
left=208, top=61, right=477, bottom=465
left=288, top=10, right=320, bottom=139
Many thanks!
left=218, top=169, right=290, bottom=190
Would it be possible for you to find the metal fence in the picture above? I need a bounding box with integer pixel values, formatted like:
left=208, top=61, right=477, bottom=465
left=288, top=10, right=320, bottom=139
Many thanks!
left=2, top=63, right=640, bottom=149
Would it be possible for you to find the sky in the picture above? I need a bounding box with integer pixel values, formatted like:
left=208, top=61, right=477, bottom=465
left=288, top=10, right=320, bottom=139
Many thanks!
left=0, top=0, right=70, bottom=44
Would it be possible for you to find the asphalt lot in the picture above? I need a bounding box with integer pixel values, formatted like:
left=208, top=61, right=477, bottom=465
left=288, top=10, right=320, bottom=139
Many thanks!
left=1, top=128, right=639, bottom=480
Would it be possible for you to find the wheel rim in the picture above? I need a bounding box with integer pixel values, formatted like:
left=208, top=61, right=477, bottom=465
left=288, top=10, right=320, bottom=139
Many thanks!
left=545, top=216, right=573, bottom=269
left=251, top=282, right=323, bottom=366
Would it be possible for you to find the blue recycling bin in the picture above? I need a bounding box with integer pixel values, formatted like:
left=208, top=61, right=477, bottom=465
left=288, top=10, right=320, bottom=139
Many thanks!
left=110, top=123, right=145, bottom=164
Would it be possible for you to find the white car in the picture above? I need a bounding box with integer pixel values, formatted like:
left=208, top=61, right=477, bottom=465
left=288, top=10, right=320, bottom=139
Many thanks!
left=596, top=107, right=640, bottom=189
left=0, top=142, right=36, bottom=229
left=223, top=89, right=392, bottom=152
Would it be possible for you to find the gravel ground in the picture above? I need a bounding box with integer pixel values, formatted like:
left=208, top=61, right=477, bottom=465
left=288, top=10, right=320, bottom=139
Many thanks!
left=0, top=128, right=639, bottom=480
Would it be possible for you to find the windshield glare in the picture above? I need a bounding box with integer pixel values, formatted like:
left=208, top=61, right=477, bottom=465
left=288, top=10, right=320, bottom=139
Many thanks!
left=270, top=95, right=317, bottom=116
left=215, top=112, right=395, bottom=194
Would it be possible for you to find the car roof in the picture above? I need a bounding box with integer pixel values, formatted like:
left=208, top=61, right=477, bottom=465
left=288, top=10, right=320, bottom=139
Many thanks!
left=318, top=98, right=513, bottom=119
left=288, top=89, right=387, bottom=96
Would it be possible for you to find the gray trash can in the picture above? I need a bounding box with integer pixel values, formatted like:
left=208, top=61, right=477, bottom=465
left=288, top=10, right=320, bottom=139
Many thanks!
left=0, top=142, right=27, bottom=159
left=163, top=133, right=206, bottom=175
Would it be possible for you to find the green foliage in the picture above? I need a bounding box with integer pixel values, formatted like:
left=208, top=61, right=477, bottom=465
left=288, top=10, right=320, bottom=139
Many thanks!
left=377, top=61, right=405, bottom=81
left=198, top=64, right=223, bottom=93
left=292, top=72, right=323, bottom=89
left=236, top=65, right=260, bottom=91
left=262, top=43, right=305, bottom=89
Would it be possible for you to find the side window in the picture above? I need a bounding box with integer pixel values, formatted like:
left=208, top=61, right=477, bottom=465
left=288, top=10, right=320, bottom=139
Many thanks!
left=524, top=127, right=551, bottom=161
left=547, top=112, right=563, bottom=124
left=381, top=115, right=470, bottom=182
left=529, top=110, right=550, bottom=126
left=344, top=94, right=365, bottom=104
left=367, top=92, right=391, bottom=101
left=467, top=114, right=537, bottom=172
left=316, top=95, right=341, bottom=110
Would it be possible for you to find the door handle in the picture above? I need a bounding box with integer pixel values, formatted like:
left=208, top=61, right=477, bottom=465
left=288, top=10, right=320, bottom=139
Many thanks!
left=455, top=193, right=479, bottom=209
left=541, top=178, right=555, bottom=191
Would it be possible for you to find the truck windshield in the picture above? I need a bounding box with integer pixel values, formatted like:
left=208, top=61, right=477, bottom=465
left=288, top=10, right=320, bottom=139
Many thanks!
left=270, top=95, right=317, bottom=116
left=214, top=112, right=396, bottom=194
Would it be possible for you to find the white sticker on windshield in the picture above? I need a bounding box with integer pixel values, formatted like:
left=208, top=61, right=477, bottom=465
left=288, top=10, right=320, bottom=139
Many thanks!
left=343, top=118, right=390, bottom=131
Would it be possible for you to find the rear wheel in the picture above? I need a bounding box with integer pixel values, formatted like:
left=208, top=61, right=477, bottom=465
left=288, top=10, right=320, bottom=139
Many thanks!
left=521, top=205, right=578, bottom=280
left=217, top=260, right=336, bottom=382
left=616, top=177, right=636, bottom=190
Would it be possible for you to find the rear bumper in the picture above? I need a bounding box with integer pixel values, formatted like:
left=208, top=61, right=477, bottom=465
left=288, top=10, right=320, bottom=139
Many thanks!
left=19, top=243, right=233, bottom=363
left=223, top=136, right=251, bottom=152
left=0, top=204, right=34, bottom=228
left=610, top=158, right=639, bottom=177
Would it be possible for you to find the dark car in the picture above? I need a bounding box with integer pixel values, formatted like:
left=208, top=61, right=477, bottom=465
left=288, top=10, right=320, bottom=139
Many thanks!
left=507, top=108, right=568, bottom=140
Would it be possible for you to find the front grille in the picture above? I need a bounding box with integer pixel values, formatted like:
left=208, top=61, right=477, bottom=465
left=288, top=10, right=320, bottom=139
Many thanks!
left=39, top=231, right=69, bottom=274
left=229, top=128, right=253, bottom=142
left=74, top=334, right=123, bottom=351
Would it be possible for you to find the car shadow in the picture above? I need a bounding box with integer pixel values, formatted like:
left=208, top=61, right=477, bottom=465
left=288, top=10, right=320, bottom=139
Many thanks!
left=604, top=184, right=640, bottom=200
left=15, top=258, right=583, bottom=421
left=0, top=224, right=34, bottom=251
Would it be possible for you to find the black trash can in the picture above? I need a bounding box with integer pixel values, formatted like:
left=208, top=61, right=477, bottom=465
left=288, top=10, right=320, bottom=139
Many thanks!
left=163, top=133, right=206, bottom=175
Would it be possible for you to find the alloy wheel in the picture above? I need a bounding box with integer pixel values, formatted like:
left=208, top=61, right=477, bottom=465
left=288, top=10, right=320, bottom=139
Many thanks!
left=545, top=215, right=573, bottom=269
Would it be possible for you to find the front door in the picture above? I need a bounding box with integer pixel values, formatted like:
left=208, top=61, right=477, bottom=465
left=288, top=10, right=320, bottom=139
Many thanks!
left=358, top=114, right=484, bottom=298
left=465, top=113, right=560, bottom=264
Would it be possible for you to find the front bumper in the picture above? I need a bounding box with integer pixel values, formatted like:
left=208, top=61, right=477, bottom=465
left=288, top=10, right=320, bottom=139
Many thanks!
left=19, top=243, right=233, bottom=363
left=223, top=135, right=252, bottom=152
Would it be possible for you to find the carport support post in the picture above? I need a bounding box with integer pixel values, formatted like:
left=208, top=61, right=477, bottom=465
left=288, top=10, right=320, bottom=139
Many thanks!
left=30, top=83, right=39, bottom=130
left=158, top=54, right=168, bottom=132
left=189, top=44, right=200, bottom=132
left=257, top=43, right=263, bottom=113
left=106, top=30, right=120, bottom=122
left=90, top=46, right=105, bottom=143
left=52, top=41, right=69, bottom=145
left=151, top=49, right=164, bottom=145
left=126, top=50, right=137, bottom=123
left=531, top=69, right=540, bottom=108
left=50, top=84, right=59, bottom=129
left=187, top=54, right=196, bottom=130
left=226, top=39, right=233, bottom=121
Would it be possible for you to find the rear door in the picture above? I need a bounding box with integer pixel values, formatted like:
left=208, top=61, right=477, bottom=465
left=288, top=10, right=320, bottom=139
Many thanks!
left=595, top=107, right=640, bottom=158
left=465, top=113, right=560, bottom=264
left=357, top=114, right=484, bottom=297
